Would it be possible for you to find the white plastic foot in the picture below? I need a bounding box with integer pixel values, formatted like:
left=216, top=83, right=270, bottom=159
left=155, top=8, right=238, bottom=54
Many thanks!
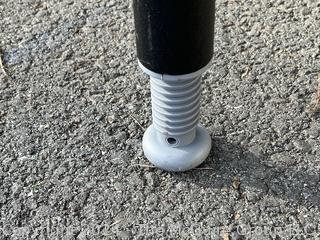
left=139, top=61, right=212, bottom=172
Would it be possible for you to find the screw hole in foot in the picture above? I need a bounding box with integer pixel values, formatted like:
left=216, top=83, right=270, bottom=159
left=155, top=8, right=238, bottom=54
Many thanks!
left=166, top=137, right=177, bottom=145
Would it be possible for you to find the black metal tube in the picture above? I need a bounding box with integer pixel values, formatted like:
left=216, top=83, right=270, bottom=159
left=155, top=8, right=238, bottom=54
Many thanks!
left=133, top=0, right=215, bottom=75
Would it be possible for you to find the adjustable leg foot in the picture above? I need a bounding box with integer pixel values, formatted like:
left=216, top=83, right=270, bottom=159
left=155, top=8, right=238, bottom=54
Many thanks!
left=139, top=63, right=212, bottom=172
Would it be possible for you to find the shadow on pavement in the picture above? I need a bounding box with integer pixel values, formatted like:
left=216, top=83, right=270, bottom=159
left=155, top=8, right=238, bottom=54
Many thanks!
left=173, top=137, right=320, bottom=207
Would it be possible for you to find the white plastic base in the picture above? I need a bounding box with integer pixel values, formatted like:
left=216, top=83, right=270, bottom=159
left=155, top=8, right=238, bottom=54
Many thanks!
left=143, top=124, right=212, bottom=172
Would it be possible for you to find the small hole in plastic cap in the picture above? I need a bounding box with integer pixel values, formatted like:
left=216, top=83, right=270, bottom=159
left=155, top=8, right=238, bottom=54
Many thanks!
left=167, top=137, right=177, bottom=145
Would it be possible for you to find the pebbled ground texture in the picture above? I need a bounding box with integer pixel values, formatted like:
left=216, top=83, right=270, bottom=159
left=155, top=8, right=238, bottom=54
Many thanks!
left=0, top=0, right=320, bottom=239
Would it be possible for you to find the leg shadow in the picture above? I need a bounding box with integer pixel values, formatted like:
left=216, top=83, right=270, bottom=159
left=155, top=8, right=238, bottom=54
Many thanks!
left=173, top=137, right=320, bottom=207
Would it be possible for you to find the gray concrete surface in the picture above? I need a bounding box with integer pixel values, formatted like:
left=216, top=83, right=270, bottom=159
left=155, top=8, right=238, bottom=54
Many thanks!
left=0, top=0, right=320, bottom=239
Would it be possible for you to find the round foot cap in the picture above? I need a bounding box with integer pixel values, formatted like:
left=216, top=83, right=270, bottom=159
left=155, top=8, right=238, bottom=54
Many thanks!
left=142, top=125, right=212, bottom=172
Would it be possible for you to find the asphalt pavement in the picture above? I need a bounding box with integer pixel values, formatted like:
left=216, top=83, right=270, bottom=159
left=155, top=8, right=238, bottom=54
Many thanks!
left=0, top=0, right=319, bottom=239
